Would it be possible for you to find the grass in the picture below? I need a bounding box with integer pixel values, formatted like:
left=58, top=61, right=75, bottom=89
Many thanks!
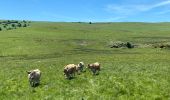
left=0, top=22, right=170, bottom=99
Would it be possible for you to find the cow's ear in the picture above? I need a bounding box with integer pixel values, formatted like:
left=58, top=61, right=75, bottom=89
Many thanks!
left=27, top=71, right=31, bottom=74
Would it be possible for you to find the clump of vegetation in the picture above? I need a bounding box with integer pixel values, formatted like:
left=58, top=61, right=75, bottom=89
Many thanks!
left=7, top=27, right=12, bottom=30
left=17, top=23, right=22, bottom=27
left=11, top=24, right=16, bottom=27
left=0, top=20, right=31, bottom=31
left=153, top=42, right=170, bottom=48
left=110, top=41, right=134, bottom=48
left=3, top=24, right=7, bottom=28
left=110, top=41, right=127, bottom=48
left=126, top=42, right=134, bottom=48
left=23, top=23, right=27, bottom=27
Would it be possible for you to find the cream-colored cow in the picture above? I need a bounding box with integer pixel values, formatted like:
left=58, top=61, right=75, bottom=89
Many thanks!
left=27, top=69, right=41, bottom=87
left=64, top=64, right=77, bottom=79
left=87, top=62, right=100, bottom=75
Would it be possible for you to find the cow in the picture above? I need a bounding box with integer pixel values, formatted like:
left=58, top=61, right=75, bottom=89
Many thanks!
left=76, top=62, right=85, bottom=74
left=64, top=64, right=77, bottom=79
left=27, top=69, right=41, bottom=87
left=87, top=62, right=100, bottom=75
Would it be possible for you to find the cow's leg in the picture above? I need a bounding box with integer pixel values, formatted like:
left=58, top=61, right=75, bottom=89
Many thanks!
left=67, top=74, right=70, bottom=79
left=91, top=68, right=96, bottom=75
left=94, top=69, right=96, bottom=75
left=33, top=82, right=35, bottom=87
left=80, top=67, right=83, bottom=72
left=73, top=72, right=76, bottom=77
left=65, top=73, right=69, bottom=79
left=98, top=67, right=100, bottom=71
left=97, top=69, right=99, bottom=75
left=69, top=73, right=72, bottom=79
left=77, top=69, right=80, bottom=75
left=30, top=81, right=34, bottom=87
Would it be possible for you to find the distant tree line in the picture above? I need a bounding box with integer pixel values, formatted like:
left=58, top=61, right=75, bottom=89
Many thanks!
left=0, top=20, right=31, bottom=31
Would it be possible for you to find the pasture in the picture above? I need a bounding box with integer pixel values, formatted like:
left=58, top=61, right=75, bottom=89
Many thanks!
left=0, top=22, right=170, bottom=99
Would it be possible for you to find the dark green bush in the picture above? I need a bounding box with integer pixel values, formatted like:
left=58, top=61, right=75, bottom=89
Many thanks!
left=3, top=25, right=7, bottom=28
left=17, top=23, right=22, bottom=27
left=23, top=24, right=27, bottom=27
left=126, top=42, right=134, bottom=48
left=7, top=27, right=12, bottom=30
left=11, top=24, right=16, bottom=27
left=110, top=41, right=134, bottom=48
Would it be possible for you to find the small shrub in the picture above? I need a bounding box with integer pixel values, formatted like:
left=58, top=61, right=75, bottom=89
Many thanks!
left=110, top=41, right=127, bottom=48
left=110, top=41, right=134, bottom=48
left=11, top=24, right=16, bottom=27
left=23, top=24, right=27, bottom=27
left=7, top=27, right=12, bottom=30
left=7, top=20, right=10, bottom=24
left=17, top=23, right=22, bottom=27
left=3, top=25, right=7, bottom=28
left=156, top=43, right=170, bottom=48
left=23, top=20, right=27, bottom=23
left=126, top=42, right=134, bottom=48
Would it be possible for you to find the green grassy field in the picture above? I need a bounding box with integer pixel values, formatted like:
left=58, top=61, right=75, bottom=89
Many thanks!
left=0, top=22, right=170, bottom=100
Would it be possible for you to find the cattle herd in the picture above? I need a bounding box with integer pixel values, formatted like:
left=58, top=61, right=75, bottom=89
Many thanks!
left=26, top=62, right=101, bottom=87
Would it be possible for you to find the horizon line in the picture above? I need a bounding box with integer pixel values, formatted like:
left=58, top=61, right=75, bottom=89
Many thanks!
left=1, top=18, right=170, bottom=23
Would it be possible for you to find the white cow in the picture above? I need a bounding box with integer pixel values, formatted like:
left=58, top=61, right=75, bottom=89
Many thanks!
left=64, top=64, right=77, bottom=79
left=27, top=69, right=41, bottom=87
left=87, top=62, right=100, bottom=75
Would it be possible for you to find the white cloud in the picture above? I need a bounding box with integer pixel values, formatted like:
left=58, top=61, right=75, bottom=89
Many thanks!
left=143, top=0, right=170, bottom=11
left=106, top=0, right=170, bottom=15
left=156, top=10, right=170, bottom=14
left=151, top=0, right=170, bottom=8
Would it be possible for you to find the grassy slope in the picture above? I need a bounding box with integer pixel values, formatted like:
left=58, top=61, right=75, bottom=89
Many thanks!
left=0, top=22, right=170, bottom=100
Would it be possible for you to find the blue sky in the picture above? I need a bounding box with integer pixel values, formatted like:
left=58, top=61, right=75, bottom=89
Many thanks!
left=0, top=0, right=170, bottom=22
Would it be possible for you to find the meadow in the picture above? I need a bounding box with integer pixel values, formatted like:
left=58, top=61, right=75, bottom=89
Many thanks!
left=0, top=22, right=170, bottom=100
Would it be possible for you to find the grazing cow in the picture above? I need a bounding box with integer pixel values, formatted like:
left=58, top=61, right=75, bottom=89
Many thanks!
left=64, top=64, right=77, bottom=79
left=76, top=62, right=85, bottom=74
left=27, top=69, right=41, bottom=87
left=87, top=62, right=100, bottom=75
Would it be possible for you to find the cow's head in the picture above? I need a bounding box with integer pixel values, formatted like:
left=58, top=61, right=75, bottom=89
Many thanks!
left=87, top=64, right=91, bottom=69
left=27, top=71, right=36, bottom=80
left=63, top=68, right=67, bottom=74
left=30, top=72, right=36, bottom=79
left=26, top=71, right=31, bottom=74
left=79, top=62, right=84, bottom=67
